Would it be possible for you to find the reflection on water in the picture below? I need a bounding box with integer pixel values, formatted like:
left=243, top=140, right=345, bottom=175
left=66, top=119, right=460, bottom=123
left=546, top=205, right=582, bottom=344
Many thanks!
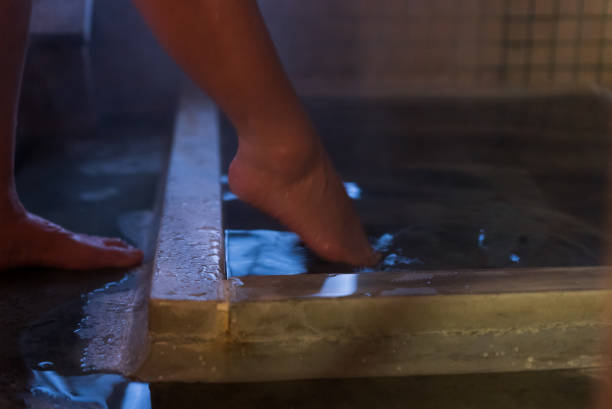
left=382, top=253, right=423, bottom=267
left=221, top=176, right=362, bottom=201
left=226, top=230, right=308, bottom=277
left=312, top=274, right=359, bottom=297
left=30, top=370, right=151, bottom=409
left=24, top=271, right=153, bottom=408
left=343, top=182, right=362, bottom=199
left=478, top=229, right=486, bottom=248
left=223, top=191, right=238, bottom=201
left=20, top=266, right=152, bottom=408
left=226, top=220, right=600, bottom=276
left=224, top=162, right=605, bottom=276
left=374, top=233, right=394, bottom=251
left=221, top=97, right=608, bottom=276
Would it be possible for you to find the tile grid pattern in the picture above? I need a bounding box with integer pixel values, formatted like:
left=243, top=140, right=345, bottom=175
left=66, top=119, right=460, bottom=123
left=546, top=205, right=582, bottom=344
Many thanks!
left=426, top=0, right=612, bottom=86
left=496, top=0, right=612, bottom=86
left=259, top=0, right=612, bottom=93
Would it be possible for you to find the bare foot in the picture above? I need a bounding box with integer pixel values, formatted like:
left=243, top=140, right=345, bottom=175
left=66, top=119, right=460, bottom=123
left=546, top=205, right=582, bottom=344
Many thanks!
left=228, top=134, right=378, bottom=266
left=0, top=211, right=143, bottom=271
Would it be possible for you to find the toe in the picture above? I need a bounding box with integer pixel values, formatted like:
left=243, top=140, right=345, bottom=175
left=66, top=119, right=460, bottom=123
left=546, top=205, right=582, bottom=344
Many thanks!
left=103, top=237, right=131, bottom=248
left=107, top=247, right=144, bottom=268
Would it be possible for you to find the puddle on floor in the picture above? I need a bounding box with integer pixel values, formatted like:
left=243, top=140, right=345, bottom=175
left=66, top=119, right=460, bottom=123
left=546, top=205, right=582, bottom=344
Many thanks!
left=18, top=266, right=152, bottom=408
left=4, top=117, right=171, bottom=408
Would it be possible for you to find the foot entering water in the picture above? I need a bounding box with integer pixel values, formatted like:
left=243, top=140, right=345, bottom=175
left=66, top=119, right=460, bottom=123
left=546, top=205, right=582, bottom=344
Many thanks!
left=228, top=135, right=378, bottom=266
left=0, top=211, right=143, bottom=271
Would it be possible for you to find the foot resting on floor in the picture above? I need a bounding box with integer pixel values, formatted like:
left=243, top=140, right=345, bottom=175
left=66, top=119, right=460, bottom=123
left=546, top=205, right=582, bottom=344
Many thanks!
left=0, top=210, right=143, bottom=271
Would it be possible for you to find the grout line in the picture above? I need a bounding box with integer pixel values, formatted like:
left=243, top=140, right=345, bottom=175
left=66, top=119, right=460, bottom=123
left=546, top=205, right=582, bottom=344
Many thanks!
left=524, top=0, right=537, bottom=85
left=500, top=0, right=511, bottom=83
left=474, top=0, right=485, bottom=83
left=597, top=0, right=610, bottom=83
left=550, top=0, right=561, bottom=81
left=574, top=0, right=586, bottom=81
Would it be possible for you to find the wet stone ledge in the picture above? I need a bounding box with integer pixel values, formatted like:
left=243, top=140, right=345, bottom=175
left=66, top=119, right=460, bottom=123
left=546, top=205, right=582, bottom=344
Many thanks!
left=139, top=86, right=612, bottom=383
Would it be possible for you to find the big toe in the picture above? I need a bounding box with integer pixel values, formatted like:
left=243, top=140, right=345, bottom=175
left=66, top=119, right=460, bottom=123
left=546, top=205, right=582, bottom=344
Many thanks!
left=105, top=246, right=144, bottom=268
left=103, top=237, right=131, bottom=248
left=86, top=235, right=143, bottom=267
left=314, top=236, right=378, bottom=267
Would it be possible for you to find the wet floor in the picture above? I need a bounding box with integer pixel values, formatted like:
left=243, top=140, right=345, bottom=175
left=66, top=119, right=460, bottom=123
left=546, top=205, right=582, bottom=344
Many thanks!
left=2, top=116, right=171, bottom=408
left=223, top=94, right=610, bottom=277
left=2, top=94, right=604, bottom=408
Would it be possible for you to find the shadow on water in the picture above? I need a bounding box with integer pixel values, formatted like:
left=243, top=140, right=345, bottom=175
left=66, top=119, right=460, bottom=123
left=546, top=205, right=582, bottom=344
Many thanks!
left=148, top=370, right=597, bottom=409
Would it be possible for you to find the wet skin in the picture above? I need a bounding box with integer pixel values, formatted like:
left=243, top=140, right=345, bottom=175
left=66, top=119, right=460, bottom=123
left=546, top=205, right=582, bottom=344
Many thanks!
left=229, top=122, right=378, bottom=266
left=0, top=210, right=143, bottom=271
left=135, top=0, right=377, bottom=265
left=1, top=0, right=375, bottom=271
left=0, top=0, right=142, bottom=272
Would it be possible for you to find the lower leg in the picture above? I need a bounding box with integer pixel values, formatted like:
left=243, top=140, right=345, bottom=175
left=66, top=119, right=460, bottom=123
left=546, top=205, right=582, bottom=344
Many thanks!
left=0, top=0, right=30, bottom=217
left=133, top=0, right=377, bottom=265
left=0, top=0, right=143, bottom=271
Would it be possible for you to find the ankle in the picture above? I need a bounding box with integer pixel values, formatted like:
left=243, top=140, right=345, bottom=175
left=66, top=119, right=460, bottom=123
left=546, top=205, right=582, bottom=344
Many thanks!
left=236, top=99, right=319, bottom=145
left=234, top=134, right=324, bottom=183
left=0, top=194, right=26, bottom=222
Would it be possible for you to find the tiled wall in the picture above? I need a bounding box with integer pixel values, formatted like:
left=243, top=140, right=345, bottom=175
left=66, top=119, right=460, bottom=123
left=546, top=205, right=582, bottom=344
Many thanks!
left=259, top=0, right=612, bottom=95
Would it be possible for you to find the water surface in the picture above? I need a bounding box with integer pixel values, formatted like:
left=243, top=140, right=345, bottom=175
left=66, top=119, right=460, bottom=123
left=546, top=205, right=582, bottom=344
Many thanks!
left=222, top=96, right=608, bottom=277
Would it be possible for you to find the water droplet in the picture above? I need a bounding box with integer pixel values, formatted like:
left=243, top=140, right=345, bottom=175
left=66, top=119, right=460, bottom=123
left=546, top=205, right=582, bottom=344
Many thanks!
left=343, top=181, right=362, bottom=199
left=478, top=229, right=486, bottom=248
left=37, top=361, right=54, bottom=369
